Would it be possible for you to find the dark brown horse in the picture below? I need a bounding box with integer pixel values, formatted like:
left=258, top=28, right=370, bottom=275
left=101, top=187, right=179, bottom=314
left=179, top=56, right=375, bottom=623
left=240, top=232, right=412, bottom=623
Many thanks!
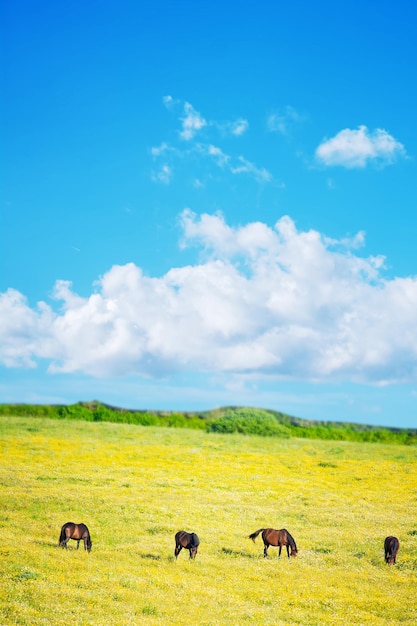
left=175, top=531, right=200, bottom=559
left=59, top=522, right=92, bottom=552
left=249, top=528, right=298, bottom=558
left=384, top=536, right=399, bottom=564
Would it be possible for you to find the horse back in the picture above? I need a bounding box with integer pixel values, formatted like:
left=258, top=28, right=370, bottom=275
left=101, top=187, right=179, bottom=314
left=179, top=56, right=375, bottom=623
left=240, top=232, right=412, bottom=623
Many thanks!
left=261, top=528, right=277, bottom=545
left=385, top=536, right=399, bottom=557
left=62, top=522, right=89, bottom=540
left=263, top=528, right=289, bottom=546
left=75, top=523, right=90, bottom=539
left=176, top=531, right=198, bottom=549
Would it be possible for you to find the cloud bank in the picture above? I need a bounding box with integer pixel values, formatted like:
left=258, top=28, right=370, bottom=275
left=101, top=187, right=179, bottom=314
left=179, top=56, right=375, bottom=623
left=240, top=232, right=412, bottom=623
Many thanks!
left=316, top=125, right=406, bottom=168
left=2, top=212, right=417, bottom=384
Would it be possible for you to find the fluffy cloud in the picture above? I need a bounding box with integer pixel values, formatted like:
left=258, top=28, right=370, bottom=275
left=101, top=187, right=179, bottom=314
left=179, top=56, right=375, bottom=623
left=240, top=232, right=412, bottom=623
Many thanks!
left=2, top=212, right=417, bottom=384
left=315, top=125, right=406, bottom=168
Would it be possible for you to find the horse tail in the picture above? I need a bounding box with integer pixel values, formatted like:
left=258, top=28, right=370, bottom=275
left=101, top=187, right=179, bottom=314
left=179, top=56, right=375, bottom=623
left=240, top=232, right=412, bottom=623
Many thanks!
left=249, top=529, right=265, bottom=542
left=385, top=536, right=399, bottom=562
left=59, top=524, right=67, bottom=545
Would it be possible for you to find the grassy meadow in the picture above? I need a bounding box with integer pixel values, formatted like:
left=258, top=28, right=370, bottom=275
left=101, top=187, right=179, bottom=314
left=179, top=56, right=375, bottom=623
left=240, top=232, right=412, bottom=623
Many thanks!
left=1, top=415, right=416, bottom=625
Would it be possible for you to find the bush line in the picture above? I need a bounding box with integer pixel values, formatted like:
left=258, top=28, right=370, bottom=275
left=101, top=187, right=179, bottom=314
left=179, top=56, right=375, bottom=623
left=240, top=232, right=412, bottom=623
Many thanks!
left=0, top=402, right=416, bottom=445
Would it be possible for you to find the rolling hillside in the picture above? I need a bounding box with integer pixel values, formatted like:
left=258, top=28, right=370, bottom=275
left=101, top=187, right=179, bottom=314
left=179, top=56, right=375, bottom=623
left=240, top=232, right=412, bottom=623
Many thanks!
left=1, top=401, right=416, bottom=444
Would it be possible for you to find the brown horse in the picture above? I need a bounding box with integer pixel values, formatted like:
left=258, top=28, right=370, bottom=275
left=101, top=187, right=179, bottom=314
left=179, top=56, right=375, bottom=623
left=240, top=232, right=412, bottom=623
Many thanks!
left=249, top=528, right=298, bottom=558
left=175, top=531, right=200, bottom=559
left=384, top=536, right=399, bottom=565
left=59, top=522, right=92, bottom=552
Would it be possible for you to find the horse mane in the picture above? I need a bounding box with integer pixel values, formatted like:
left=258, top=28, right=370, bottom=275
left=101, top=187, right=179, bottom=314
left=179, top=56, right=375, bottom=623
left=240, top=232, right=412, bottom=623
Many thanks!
left=284, top=529, right=297, bottom=552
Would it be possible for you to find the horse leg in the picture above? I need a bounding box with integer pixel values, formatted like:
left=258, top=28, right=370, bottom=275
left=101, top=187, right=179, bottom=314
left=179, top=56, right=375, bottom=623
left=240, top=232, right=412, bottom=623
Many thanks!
left=278, top=545, right=282, bottom=558
left=286, top=545, right=290, bottom=558
left=76, top=540, right=81, bottom=550
left=175, top=545, right=182, bottom=559
left=263, top=543, right=269, bottom=558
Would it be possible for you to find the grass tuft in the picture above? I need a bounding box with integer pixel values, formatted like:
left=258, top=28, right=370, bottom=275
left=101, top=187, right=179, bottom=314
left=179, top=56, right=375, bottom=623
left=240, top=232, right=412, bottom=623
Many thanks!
left=13, top=568, right=39, bottom=582
left=141, top=604, right=159, bottom=615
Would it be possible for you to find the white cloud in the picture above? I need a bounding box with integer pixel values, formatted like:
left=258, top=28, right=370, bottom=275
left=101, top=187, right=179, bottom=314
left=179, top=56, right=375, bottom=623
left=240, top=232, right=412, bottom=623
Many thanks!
left=315, top=125, right=406, bottom=168
left=180, top=102, right=207, bottom=140
left=163, top=97, right=248, bottom=139
left=230, top=156, right=272, bottom=182
left=150, top=142, right=169, bottom=157
left=324, top=230, right=366, bottom=250
left=3, top=212, right=417, bottom=384
left=230, top=118, right=249, bottom=136
left=154, top=97, right=269, bottom=183
left=214, top=117, right=249, bottom=136
left=162, top=95, right=178, bottom=109
left=0, top=289, right=56, bottom=368
left=207, top=144, right=230, bottom=168
left=267, top=106, right=301, bottom=135
left=151, top=164, right=172, bottom=184
left=203, top=146, right=271, bottom=182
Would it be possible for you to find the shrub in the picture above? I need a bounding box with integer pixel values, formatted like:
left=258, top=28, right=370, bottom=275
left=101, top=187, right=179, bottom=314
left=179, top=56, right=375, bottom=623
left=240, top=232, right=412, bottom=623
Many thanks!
left=207, top=408, right=291, bottom=438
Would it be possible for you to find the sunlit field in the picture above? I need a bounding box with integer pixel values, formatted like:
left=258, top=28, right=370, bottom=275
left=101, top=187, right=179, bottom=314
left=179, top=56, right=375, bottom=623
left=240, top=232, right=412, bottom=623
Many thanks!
left=1, top=416, right=416, bottom=625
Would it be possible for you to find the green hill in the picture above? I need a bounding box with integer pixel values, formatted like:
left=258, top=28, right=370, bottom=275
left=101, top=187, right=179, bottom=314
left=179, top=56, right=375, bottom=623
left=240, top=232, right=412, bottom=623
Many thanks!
left=0, top=401, right=415, bottom=444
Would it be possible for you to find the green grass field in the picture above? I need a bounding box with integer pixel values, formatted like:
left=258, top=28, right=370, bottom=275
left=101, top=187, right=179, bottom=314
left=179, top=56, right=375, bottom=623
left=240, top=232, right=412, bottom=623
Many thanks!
left=1, top=416, right=416, bottom=625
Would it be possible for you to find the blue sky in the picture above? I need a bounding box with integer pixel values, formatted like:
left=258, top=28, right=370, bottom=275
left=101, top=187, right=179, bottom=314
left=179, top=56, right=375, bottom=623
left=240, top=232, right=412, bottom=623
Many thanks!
left=2, top=0, right=417, bottom=428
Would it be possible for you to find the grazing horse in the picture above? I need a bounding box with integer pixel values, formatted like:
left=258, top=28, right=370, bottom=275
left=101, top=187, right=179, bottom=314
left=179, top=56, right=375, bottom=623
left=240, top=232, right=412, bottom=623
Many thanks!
left=249, top=528, right=298, bottom=558
left=59, top=522, right=92, bottom=552
left=175, top=531, right=200, bottom=559
left=384, top=536, right=399, bottom=565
